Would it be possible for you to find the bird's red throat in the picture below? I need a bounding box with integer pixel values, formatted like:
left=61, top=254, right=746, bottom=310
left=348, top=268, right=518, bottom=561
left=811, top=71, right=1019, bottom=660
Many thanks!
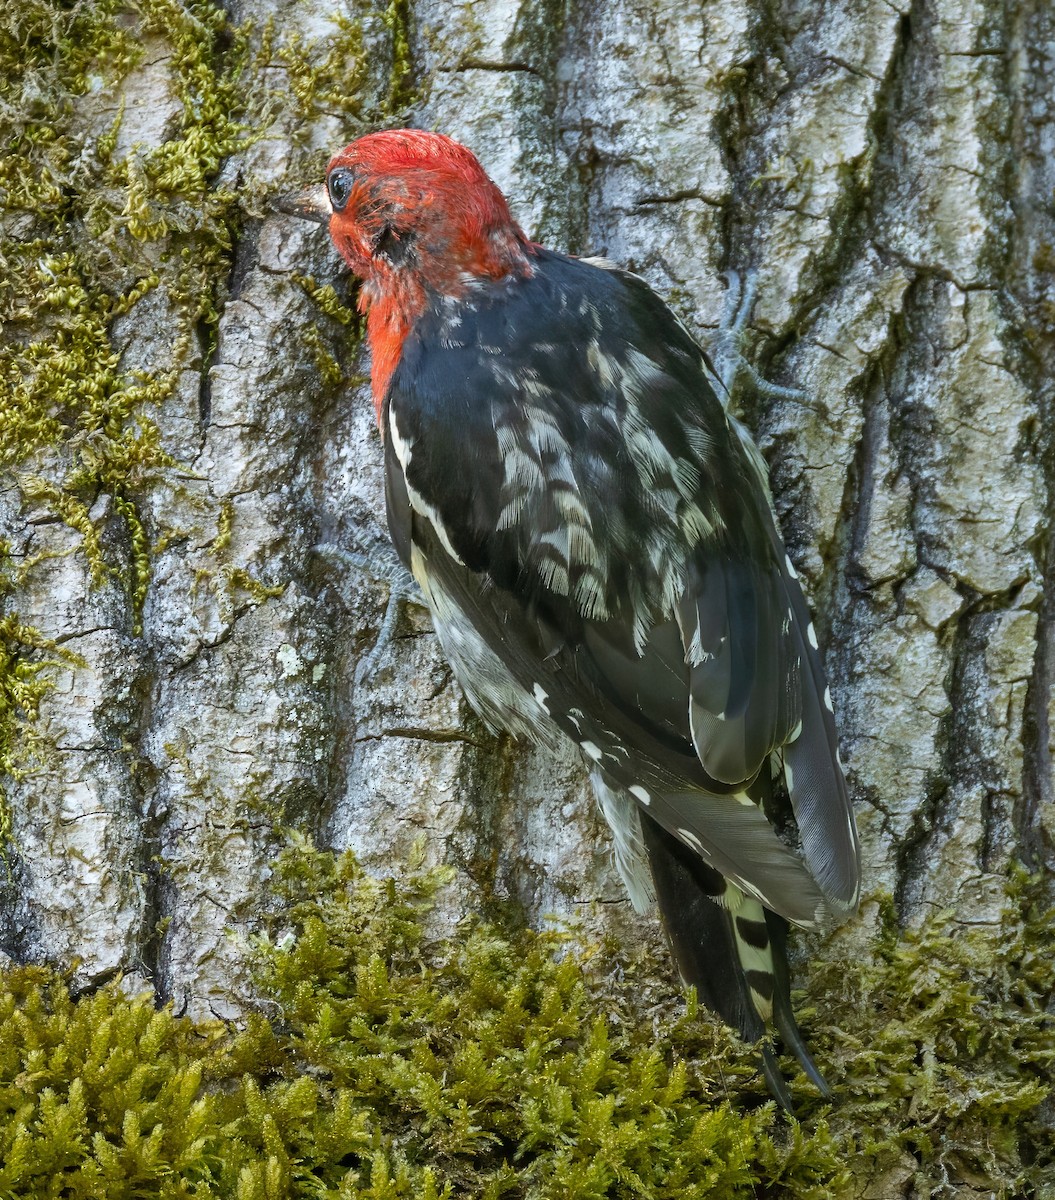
left=360, top=278, right=424, bottom=423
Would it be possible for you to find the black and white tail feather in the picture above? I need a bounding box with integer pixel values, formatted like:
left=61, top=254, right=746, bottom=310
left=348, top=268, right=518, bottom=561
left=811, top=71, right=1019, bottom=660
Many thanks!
left=593, top=761, right=833, bottom=1110
left=380, top=246, right=861, bottom=1107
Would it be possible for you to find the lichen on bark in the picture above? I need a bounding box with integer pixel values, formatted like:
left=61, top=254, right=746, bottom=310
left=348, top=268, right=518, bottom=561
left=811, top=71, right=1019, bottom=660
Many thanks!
left=0, top=0, right=408, bottom=994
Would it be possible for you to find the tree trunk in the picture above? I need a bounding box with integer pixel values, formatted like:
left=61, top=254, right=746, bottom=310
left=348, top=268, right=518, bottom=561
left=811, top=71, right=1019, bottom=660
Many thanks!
left=2, top=0, right=1051, bottom=1053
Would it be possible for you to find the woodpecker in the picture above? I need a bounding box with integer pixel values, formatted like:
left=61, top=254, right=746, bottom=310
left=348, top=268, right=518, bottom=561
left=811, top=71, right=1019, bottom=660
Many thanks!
left=322, top=129, right=860, bottom=1107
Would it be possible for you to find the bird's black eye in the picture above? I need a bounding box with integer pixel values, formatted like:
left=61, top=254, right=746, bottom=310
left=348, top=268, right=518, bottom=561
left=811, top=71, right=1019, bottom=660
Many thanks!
left=327, top=167, right=354, bottom=212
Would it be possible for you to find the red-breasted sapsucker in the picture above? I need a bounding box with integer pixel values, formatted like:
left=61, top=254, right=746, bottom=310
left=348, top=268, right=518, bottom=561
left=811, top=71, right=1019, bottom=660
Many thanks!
left=323, top=129, right=860, bottom=1107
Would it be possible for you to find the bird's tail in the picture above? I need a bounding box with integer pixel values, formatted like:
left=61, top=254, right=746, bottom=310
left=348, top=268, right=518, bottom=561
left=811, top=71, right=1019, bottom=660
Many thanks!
left=639, top=811, right=830, bottom=1110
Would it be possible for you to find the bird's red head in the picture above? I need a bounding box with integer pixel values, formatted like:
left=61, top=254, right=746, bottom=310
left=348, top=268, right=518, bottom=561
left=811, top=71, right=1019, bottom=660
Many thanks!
left=325, top=129, right=533, bottom=417
left=325, top=129, right=532, bottom=299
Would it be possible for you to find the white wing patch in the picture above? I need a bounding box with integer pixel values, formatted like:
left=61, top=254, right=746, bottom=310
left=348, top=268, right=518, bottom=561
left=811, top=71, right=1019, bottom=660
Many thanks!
left=390, top=408, right=466, bottom=566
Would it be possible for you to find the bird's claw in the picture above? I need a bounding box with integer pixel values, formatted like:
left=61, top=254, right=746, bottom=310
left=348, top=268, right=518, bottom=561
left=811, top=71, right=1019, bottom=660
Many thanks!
left=313, top=542, right=425, bottom=672
left=712, top=269, right=809, bottom=405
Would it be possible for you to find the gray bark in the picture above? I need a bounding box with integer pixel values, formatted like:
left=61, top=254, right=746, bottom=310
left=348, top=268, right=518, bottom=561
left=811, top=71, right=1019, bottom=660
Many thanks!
left=2, top=0, right=1052, bottom=1027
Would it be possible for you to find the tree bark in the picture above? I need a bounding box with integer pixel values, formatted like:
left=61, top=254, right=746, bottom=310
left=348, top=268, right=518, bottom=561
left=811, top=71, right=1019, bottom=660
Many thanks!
left=1, top=0, right=1051, bottom=1034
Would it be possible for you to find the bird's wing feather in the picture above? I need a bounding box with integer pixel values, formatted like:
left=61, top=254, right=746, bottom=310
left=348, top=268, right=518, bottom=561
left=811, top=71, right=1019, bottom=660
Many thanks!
left=385, top=247, right=858, bottom=918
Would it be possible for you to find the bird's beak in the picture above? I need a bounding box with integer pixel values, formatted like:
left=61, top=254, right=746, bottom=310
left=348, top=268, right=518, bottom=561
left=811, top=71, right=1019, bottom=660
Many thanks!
left=275, top=183, right=331, bottom=226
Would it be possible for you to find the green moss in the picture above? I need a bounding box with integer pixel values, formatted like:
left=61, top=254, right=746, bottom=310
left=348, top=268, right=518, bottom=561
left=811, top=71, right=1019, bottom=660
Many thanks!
left=210, top=496, right=236, bottom=556
left=0, top=0, right=407, bottom=646
left=271, top=15, right=373, bottom=134
left=223, top=566, right=287, bottom=606
left=382, top=0, right=416, bottom=114
left=0, top=839, right=834, bottom=1198
left=1, top=0, right=412, bottom=808
left=291, top=273, right=365, bottom=390
left=802, top=881, right=1055, bottom=1196
left=0, top=840, right=1051, bottom=1198
left=291, top=276, right=361, bottom=330
left=0, top=964, right=235, bottom=1197
left=0, top=0, right=250, bottom=630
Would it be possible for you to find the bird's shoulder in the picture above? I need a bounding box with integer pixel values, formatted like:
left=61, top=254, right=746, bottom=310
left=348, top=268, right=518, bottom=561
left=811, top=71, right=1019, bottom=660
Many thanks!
left=398, top=246, right=709, bottom=401
left=387, top=248, right=775, bottom=600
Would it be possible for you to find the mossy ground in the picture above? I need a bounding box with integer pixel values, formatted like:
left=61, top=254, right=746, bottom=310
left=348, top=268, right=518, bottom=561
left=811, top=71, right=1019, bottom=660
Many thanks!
left=0, top=837, right=1051, bottom=1199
